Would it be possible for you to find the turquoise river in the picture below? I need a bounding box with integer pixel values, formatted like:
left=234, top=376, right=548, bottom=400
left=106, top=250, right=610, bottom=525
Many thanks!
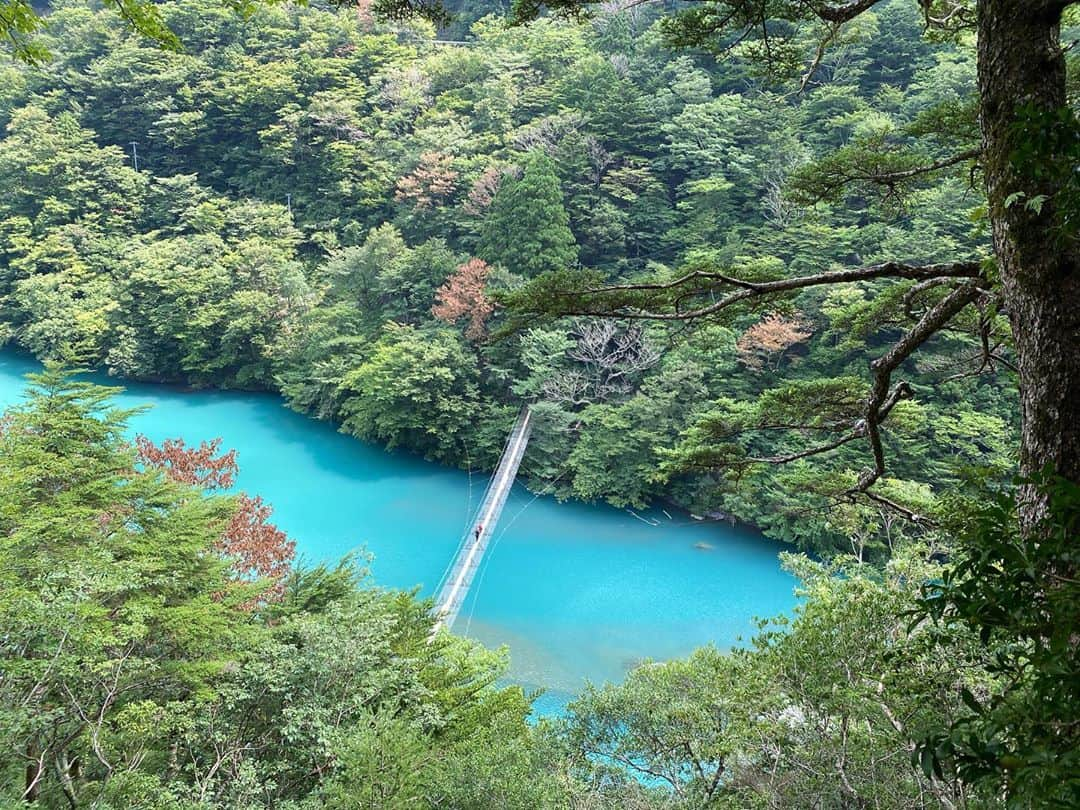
left=0, top=349, right=798, bottom=714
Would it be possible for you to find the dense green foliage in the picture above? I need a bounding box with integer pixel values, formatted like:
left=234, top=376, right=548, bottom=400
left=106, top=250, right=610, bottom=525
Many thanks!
left=0, top=0, right=1018, bottom=557
left=564, top=551, right=996, bottom=808
left=9, top=371, right=1059, bottom=809
left=1, top=0, right=1076, bottom=806
left=0, top=369, right=563, bottom=807
left=917, top=474, right=1080, bottom=806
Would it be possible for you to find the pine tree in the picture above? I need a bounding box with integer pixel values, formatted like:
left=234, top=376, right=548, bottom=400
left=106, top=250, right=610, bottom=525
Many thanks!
left=478, top=151, right=577, bottom=277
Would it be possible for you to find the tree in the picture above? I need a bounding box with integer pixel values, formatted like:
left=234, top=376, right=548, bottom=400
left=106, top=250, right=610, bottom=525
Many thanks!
left=539, top=319, right=660, bottom=408
left=338, top=323, right=490, bottom=462
left=0, top=365, right=256, bottom=803
left=376, top=237, right=462, bottom=324
left=432, top=257, right=495, bottom=340
left=563, top=647, right=737, bottom=803
left=463, top=164, right=510, bottom=215
left=503, top=0, right=1079, bottom=527
left=735, top=311, right=814, bottom=371
left=567, top=359, right=708, bottom=507
left=109, top=217, right=306, bottom=387
left=561, top=549, right=994, bottom=807
left=134, top=436, right=296, bottom=595
left=917, top=474, right=1080, bottom=806
left=0, top=370, right=583, bottom=807
left=326, top=225, right=406, bottom=313
left=478, top=150, right=578, bottom=277
left=487, top=0, right=1079, bottom=799
left=395, top=150, right=459, bottom=211
left=0, top=106, right=143, bottom=232
left=165, top=563, right=551, bottom=808
left=0, top=0, right=181, bottom=63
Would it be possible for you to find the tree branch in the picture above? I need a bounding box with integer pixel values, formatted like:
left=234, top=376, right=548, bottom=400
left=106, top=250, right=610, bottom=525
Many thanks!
left=816, top=0, right=887, bottom=23
left=799, top=21, right=843, bottom=92
left=799, top=148, right=982, bottom=204
left=743, top=380, right=909, bottom=466
left=860, top=489, right=935, bottom=525
left=553, top=260, right=984, bottom=321
left=853, top=280, right=986, bottom=494
left=660, top=279, right=987, bottom=523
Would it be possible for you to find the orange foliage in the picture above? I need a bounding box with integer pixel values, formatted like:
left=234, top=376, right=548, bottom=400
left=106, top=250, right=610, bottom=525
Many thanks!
left=395, top=151, right=459, bottom=210
left=432, top=258, right=494, bottom=340
left=463, top=165, right=507, bottom=215
left=354, top=0, right=375, bottom=29
left=136, top=436, right=295, bottom=599
left=134, top=436, right=237, bottom=489
left=736, top=312, right=813, bottom=371
left=224, top=494, right=294, bottom=585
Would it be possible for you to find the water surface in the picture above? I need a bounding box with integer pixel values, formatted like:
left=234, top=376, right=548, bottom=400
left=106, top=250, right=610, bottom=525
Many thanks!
left=0, top=349, right=797, bottom=713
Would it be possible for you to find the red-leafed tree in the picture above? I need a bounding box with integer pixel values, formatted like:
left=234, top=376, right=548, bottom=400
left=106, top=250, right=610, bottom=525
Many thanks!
left=134, top=436, right=237, bottom=489
left=353, top=0, right=375, bottom=28
left=394, top=151, right=459, bottom=210
left=135, top=436, right=295, bottom=597
left=431, top=257, right=494, bottom=340
left=735, top=312, right=813, bottom=371
left=223, top=494, right=293, bottom=586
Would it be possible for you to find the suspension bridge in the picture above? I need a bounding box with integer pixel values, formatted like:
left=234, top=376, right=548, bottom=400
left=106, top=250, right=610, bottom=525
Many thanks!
left=431, top=406, right=533, bottom=632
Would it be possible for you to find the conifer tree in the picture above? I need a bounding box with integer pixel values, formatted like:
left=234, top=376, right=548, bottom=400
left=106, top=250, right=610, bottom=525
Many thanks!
left=478, top=151, right=577, bottom=278
left=0, top=365, right=254, bottom=802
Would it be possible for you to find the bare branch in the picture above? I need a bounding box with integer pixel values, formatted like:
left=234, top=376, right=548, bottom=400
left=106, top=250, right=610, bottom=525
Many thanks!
left=853, top=280, right=985, bottom=494
left=860, top=490, right=936, bottom=526
left=541, top=370, right=593, bottom=407
left=747, top=428, right=863, bottom=464
left=799, top=21, right=843, bottom=92
left=545, top=320, right=660, bottom=406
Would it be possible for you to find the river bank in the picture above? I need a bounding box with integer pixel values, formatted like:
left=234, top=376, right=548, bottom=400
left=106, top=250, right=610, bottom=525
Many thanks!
left=0, top=348, right=798, bottom=714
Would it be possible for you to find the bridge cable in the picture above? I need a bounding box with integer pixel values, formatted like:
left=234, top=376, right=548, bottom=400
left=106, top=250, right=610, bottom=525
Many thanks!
left=430, top=426, right=513, bottom=598
left=460, top=464, right=570, bottom=636
left=430, top=410, right=525, bottom=601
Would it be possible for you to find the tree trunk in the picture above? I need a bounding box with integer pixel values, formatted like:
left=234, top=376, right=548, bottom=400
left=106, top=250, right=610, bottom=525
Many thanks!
left=25, top=741, right=40, bottom=801
left=977, top=0, right=1080, bottom=525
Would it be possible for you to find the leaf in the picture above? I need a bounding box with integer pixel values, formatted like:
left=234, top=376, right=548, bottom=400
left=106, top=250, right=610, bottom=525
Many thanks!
left=1003, top=191, right=1026, bottom=209
left=919, top=745, right=935, bottom=779
left=1025, top=194, right=1048, bottom=214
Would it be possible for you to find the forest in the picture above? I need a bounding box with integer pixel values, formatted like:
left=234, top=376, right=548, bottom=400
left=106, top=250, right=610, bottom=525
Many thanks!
left=0, top=0, right=1022, bottom=557
left=0, top=0, right=1077, bottom=807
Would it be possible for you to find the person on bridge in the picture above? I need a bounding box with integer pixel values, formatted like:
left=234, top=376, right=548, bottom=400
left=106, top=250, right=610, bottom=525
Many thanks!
left=474, top=524, right=483, bottom=542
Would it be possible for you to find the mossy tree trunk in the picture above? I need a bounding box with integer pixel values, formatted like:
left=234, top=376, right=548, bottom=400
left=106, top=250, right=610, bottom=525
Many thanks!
left=977, top=0, right=1080, bottom=525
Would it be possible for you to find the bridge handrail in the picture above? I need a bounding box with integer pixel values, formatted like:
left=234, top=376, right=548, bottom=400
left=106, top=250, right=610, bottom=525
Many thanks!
left=432, top=406, right=532, bottom=630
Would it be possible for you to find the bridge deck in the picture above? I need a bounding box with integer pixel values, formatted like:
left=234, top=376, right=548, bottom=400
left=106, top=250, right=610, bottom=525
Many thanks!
left=432, top=406, right=532, bottom=631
